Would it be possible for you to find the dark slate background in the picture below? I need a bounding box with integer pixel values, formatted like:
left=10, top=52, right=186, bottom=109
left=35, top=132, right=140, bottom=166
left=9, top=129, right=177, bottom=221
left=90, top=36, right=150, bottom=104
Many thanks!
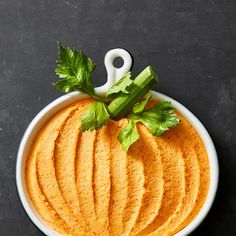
left=0, top=0, right=235, bottom=235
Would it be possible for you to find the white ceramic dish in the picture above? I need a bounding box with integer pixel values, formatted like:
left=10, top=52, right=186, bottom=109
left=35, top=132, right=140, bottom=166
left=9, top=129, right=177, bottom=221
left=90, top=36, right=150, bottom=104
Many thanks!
left=16, top=48, right=218, bottom=236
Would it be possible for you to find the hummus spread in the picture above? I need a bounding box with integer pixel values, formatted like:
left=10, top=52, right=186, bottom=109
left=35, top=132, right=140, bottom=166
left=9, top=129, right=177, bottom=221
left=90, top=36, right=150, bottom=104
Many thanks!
left=25, top=98, right=210, bottom=236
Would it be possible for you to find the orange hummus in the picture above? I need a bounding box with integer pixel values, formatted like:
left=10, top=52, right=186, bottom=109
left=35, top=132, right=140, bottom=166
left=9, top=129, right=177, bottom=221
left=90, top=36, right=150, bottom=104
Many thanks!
left=25, top=98, right=210, bottom=236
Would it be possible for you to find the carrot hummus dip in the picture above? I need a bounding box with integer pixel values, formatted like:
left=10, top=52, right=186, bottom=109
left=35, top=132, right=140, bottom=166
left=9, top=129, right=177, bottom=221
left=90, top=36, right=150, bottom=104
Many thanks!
left=25, top=98, right=210, bottom=236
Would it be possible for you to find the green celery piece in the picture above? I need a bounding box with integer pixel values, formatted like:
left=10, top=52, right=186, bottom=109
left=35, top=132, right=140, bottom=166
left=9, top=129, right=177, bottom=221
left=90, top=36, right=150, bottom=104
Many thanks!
left=80, top=101, right=110, bottom=131
left=106, top=72, right=133, bottom=98
left=128, top=100, right=180, bottom=136
left=132, top=92, right=152, bottom=114
left=53, top=42, right=97, bottom=98
left=118, top=120, right=139, bottom=151
left=107, top=66, right=158, bottom=120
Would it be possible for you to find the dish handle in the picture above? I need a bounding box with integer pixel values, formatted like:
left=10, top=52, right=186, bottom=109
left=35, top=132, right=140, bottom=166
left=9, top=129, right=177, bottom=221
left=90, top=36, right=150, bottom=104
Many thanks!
left=95, top=48, right=132, bottom=93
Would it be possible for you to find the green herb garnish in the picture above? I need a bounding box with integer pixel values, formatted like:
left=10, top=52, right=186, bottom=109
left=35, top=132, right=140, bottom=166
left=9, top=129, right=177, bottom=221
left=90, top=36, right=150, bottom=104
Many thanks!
left=132, top=93, right=152, bottom=114
left=53, top=43, right=180, bottom=151
left=106, top=72, right=133, bottom=98
left=129, top=101, right=180, bottom=136
left=80, top=101, right=110, bottom=132
left=53, top=42, right=100, bottom=100
left=107, top=66, right=157, bottom=120
left=118, top=120, right=139, bottom=151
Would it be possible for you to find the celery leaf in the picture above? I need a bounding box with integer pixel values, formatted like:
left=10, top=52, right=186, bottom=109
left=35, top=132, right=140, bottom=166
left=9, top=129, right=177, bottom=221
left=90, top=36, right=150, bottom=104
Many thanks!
left=80, top=101, right=110, bottom=132
left=118, top=120, right=139, bottom=151
left=53, top=42, right=96, bottom=97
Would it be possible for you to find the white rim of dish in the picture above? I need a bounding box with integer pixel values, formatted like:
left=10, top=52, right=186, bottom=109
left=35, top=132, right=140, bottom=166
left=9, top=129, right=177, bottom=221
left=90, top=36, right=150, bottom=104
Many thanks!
left=16, top=49, right=218, bottom=236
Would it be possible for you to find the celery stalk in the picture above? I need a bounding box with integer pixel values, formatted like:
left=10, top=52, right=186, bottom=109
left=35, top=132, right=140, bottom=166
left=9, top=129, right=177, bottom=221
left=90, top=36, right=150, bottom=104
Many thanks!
left=107, top=66, right=158, bottom=120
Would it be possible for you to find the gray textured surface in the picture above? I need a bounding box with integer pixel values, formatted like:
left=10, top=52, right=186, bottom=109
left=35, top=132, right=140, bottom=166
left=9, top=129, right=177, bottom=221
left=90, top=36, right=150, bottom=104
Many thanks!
left=0, top=0, right=236, bottom=235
